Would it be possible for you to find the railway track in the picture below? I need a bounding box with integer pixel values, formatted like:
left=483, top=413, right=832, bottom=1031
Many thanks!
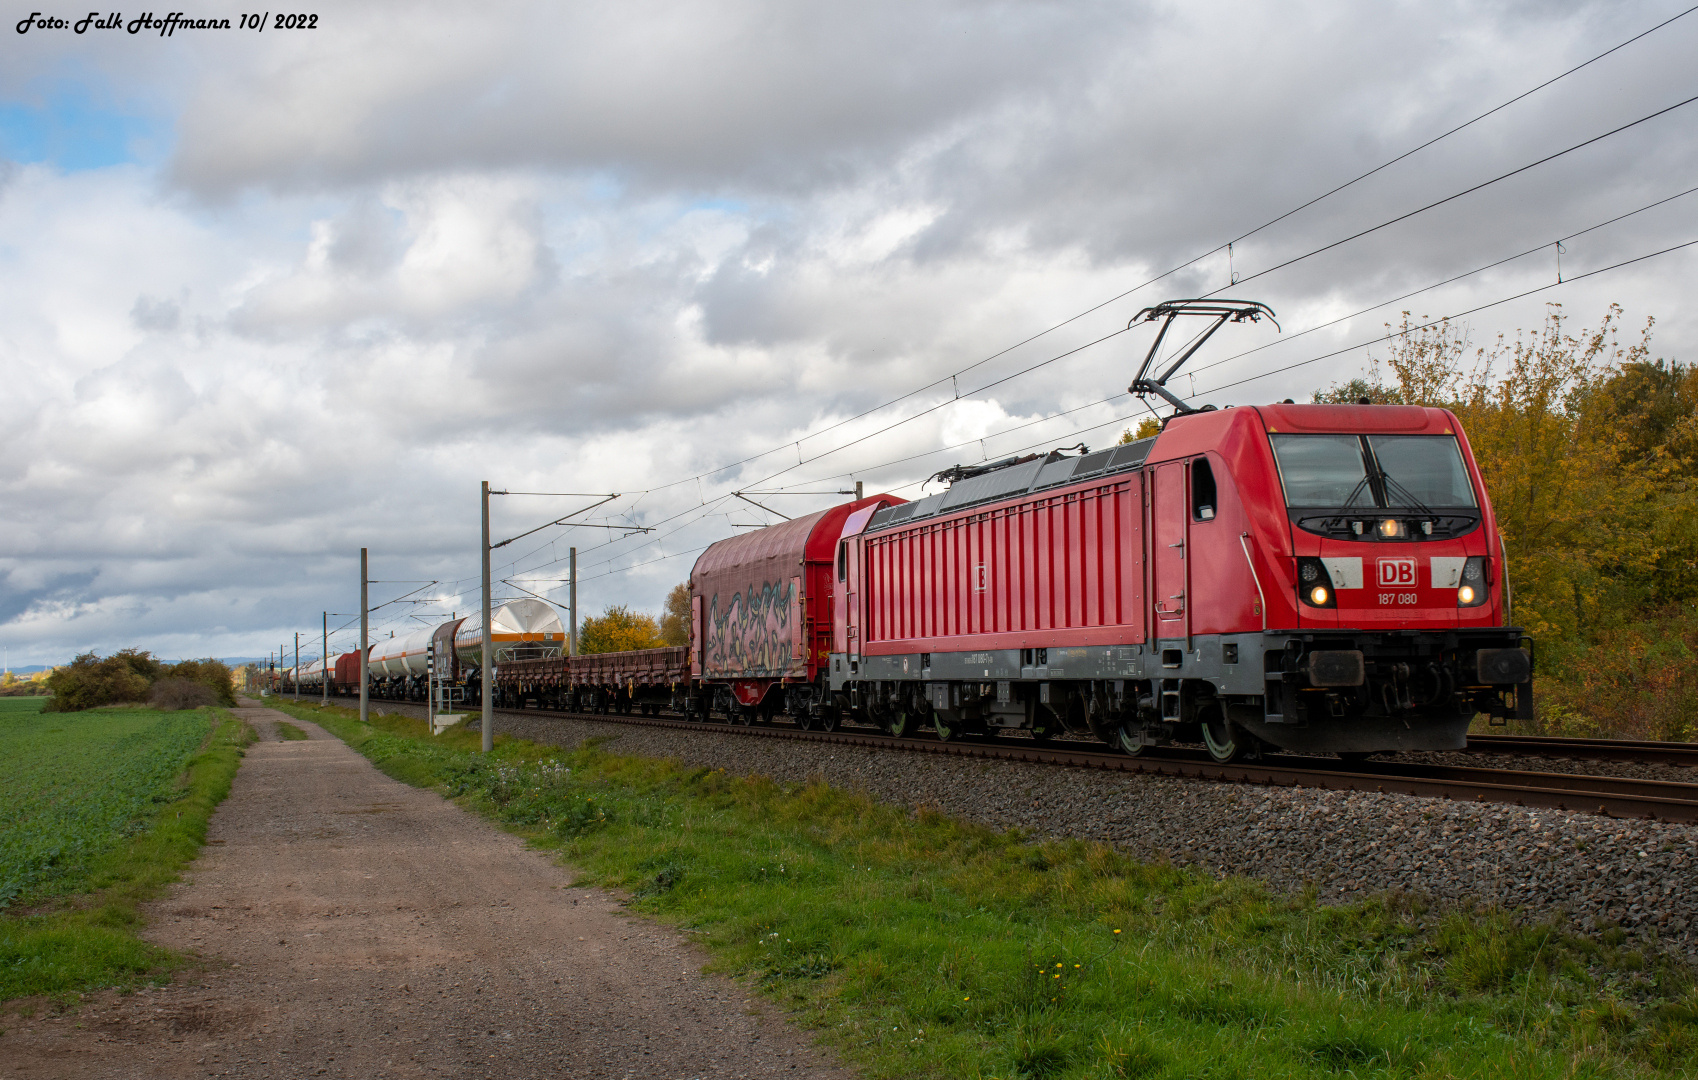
left=333, top=695, right=1698, bottom=824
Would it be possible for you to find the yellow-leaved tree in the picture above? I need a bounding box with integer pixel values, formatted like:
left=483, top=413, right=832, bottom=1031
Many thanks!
left=578, top=605, right=662, bottom=654
left=1119, top=417, right=1161, bottom=443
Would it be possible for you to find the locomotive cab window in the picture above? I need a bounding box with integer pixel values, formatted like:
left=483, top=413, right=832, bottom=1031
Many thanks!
left=837, top=540, right=848, bottom=581
left=1191, top=458, right=1217, bottom=521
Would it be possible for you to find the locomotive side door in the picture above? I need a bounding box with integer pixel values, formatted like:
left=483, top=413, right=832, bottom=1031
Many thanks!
left=844, top=537, right=862, bottom=672
left=1150, top=460, right=1190, bottom=639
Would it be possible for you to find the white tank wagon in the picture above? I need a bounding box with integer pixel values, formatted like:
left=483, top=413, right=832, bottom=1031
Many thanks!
left=299, top=658, right=331, bottom=688
left=337, top=600, right=566, bottom=705
left=454, top=599, right=566, bottom=665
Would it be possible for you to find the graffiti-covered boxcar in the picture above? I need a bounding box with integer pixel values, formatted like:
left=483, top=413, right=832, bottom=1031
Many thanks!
left=687, top=495, right=900, bottom=720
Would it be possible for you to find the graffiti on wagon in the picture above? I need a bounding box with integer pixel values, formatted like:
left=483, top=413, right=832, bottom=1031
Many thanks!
left=704, top=580, right=796, bottom=677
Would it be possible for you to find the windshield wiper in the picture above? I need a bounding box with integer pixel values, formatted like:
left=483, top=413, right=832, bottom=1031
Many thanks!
left=1379, top=472, right=1436, bottom=519
left=1341, top=473, right=1375, bottom=508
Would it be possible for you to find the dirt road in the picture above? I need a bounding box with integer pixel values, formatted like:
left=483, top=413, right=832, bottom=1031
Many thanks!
left=4, top=706, right=854, bottom=1079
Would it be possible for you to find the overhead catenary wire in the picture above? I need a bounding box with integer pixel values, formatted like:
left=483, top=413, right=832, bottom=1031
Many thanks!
left=1196, top=236, right=1698, bottom=399
left=1206, top=90, right=1698, bottom=299
left=1220, top=2, right=1698, bottom=250
left=1182, top=181, right=1698, bottom=381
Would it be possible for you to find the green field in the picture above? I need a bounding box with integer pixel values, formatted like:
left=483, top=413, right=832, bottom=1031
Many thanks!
left=276, top=699, right=1698, bottom=1079
left=0, top=699, right=214, bottom=907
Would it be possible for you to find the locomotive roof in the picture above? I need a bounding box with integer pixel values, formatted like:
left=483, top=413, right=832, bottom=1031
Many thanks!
left=866, top=437, right=1157, bottom=532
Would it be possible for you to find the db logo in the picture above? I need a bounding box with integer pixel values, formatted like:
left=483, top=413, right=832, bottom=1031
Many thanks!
left=1378, top=557, right=1417, bottom=587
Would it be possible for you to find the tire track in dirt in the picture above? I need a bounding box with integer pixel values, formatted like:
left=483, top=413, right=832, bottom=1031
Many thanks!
left=2, top=706, right=855, bottom=1079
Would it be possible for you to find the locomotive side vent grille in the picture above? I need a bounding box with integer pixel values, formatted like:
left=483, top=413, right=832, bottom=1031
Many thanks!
left=1070, top=447, right=1117, bottom=478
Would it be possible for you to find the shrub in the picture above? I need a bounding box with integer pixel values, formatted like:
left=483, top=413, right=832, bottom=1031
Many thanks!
left=43, top=650, right=159, bottom=713
left=159, top=658, right=236, bottom=708
left=147, top=678, right=219, bottom=711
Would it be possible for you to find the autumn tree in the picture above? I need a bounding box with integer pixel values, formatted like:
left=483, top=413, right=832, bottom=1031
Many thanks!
left=1119, top=417, right=1161, bottom=443
left=658, top=583, right=691, bottom=646
left=578, top=605, right=662, bottom=654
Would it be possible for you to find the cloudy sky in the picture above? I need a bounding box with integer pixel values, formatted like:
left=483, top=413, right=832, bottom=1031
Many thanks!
left=2, top=0, right=1696, bottom=667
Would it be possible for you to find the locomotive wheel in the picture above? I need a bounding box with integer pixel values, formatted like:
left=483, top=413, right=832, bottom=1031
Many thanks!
left=1199, top=706, right=1242, bottom=763
left=819, top=707, right=840, bottom=733
left=933, top=712, right=959, bottom=742
left=886, top=709, right=911, bottom=739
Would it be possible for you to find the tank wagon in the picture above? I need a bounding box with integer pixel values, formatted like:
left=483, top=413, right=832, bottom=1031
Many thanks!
left=328, top=598, right=565, bottom=704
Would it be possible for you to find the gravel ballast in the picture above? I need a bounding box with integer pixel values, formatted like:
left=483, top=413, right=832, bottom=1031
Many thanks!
left=340, top=699, right=1698, bottom=959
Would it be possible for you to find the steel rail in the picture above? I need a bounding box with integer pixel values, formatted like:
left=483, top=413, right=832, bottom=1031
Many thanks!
left=342, top=694, right=1698, bottom=824
left=1460, top=733, right=1698, bottom=767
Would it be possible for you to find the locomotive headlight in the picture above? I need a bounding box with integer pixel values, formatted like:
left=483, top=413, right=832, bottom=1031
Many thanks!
left=1296, top=557, right=1338, bottom=607
left=1457, top=557, right=1489, bottom=607
left=1378, top=518, right=1402, bottom=538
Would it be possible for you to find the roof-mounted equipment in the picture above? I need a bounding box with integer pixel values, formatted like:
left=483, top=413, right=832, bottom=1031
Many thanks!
left=1128, top=299, right=1278, bottom=416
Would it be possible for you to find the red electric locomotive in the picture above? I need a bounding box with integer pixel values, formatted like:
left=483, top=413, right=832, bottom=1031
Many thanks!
left=807, top=300, right=1531, bottom=760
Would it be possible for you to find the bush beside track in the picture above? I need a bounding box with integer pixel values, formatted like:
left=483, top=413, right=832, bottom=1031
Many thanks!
left=276, top=698, right=1698, bottom=1078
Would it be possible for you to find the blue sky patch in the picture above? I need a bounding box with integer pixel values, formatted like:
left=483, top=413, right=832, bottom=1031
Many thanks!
left=0, top=82, right=168, bottom=170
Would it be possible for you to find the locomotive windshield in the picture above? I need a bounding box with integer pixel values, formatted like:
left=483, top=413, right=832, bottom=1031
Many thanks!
left=1271, top=434, right=1477, bottom=510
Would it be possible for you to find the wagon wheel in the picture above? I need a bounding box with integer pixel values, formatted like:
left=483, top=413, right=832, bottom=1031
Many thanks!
left=1115, top=722, right=1149, bottom=757
left=818, top=706, right=840, bottom=733
left=1198, top=704, right=1242, bottom=764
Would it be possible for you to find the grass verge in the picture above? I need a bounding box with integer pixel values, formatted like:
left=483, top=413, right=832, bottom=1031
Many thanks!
left=0, top=711, right=254, bottom=1004
left=274, top=720, right=309, bottom=740
left=275, top=699, right=1698, bottom=1079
